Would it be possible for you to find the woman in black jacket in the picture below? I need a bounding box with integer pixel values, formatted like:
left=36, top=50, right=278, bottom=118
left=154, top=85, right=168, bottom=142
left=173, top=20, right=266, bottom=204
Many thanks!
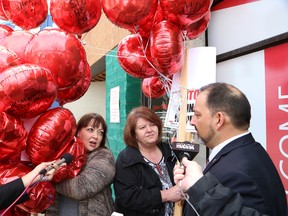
left=114, top=106, right=183, bottom=216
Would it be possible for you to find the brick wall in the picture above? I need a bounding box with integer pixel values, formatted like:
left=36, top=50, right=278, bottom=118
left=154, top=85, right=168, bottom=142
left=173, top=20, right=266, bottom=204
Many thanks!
left=82, top=12, right=130, bottom=67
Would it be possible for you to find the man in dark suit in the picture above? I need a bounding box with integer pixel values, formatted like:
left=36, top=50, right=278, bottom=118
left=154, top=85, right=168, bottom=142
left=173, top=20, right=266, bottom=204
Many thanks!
left=173, top=82, right=287, bottom=216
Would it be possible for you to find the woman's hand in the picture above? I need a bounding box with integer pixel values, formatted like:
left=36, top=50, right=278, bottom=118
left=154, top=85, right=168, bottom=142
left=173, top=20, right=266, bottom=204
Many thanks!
left=161, top=185, right=185, bottom=203
left=21, top=161, right=64, bottom=186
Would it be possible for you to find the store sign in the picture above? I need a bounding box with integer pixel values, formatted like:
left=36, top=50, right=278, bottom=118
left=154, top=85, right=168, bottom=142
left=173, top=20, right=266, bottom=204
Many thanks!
left=265, top=42, right=288, bottom=200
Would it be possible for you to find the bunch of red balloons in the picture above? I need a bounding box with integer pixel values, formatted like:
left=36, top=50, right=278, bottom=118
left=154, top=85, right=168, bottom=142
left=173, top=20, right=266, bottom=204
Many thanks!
left=0, top=0, right=104, bottom=214
left=103, top=0, right=212, bottom=98
left=0, top=0, right=102, bottom=35
left=0, top=108, right=86, bottom=215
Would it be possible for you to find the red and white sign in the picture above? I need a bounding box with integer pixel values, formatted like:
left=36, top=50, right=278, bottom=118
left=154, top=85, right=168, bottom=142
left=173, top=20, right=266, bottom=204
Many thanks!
left=265, top=42, right=288, bottom=199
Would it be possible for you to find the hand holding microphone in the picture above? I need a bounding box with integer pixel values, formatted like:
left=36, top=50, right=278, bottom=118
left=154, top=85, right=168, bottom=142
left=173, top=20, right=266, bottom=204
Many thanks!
left=22, top=153, right=73, bottom=185
left=172, top=141, right=199, bottom=164
left=0, top=153, right=74, bottom=214
left=173, top=157, right=203, bottom=192
left=39, top=153, right=73, bottom=175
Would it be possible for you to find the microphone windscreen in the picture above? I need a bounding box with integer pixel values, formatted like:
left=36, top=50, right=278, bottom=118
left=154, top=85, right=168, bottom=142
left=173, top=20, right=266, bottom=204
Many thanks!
left=61, top=153, right=73, bottom=164
left=172, top=141, right=199, bottom=162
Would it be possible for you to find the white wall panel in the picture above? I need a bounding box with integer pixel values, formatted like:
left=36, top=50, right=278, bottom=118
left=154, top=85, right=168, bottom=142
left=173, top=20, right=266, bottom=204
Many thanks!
left=208, top=0, right=288, bottom=54
left=216, top=51, right=266, bottom=148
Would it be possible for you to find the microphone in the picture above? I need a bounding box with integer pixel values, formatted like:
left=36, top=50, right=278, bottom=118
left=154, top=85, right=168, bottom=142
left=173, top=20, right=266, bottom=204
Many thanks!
left=172, top=141, right=199, bottom=163
left=39, top=153, right=73, bottom=175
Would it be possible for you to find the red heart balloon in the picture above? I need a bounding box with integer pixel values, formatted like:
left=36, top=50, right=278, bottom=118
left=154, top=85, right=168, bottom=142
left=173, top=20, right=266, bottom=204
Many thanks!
left=160, top=0, right=212, bottom=29
left=50, top=0, right=102, bottom=35
left=1, top=0, right=48, bottom=30
left=0, top=64, right=57, bottom=119
left=0, top=30, right=34, bottom=63
left=142, top=76, right=170, bottom=99
left=53, top=137, right=86, bottom=183
left=185, top=10, right=211, bottom=40
left=137, top=3, right=165, bottom=38
left=102, top=0, right=157, bottom=31
left=117, top=34, right=157, bottom=78
left=25, top=28, right=86, bottom=89
left=26, top=107, right=77, bottom=165
left=150, top=20, right=184, bottom=76
left=57, top=61, right=91, bottom=105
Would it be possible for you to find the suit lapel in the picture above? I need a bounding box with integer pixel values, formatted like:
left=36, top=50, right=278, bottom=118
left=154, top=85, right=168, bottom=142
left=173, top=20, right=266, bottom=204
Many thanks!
left=203, top=133, right=255, bottom=173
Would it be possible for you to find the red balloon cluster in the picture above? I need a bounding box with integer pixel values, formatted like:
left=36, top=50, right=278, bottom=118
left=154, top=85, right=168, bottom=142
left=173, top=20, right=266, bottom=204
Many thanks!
left=0, top=0, right=103, bottom=36
left=0, top=107, right=86, bottom=214
left=104, top=0, right=212, bottom=98
left=0, top=1, right=98, bottom=214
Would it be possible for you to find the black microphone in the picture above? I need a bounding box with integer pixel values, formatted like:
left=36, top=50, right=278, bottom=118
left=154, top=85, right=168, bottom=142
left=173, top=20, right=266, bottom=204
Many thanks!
left=172, top=141, right=199, bottom=163
left=39, top=153, right=73, bottom=175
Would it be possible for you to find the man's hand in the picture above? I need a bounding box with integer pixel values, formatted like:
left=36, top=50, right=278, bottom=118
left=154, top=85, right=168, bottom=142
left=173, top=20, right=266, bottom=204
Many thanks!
left=173, top=158, right=203, bottom=192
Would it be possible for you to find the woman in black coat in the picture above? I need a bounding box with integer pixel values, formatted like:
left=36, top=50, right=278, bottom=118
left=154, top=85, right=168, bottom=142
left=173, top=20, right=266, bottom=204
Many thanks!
left=114, top=106, right=183, bottom=216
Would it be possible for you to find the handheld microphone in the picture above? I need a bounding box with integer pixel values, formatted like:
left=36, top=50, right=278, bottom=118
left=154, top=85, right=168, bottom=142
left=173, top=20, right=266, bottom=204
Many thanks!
left=39, top=153, right=73, bottom=175
left=172, top=141, right=199, bottom=163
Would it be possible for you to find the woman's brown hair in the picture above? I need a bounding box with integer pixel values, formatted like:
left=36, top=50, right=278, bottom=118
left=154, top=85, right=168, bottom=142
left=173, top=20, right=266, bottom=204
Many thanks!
left=123, top=106, right=163, bottom=148
left=76, top=113, right=108, bottom=148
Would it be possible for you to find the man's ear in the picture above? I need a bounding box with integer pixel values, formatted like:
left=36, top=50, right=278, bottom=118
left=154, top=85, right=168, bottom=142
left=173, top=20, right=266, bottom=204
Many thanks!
left=215, top=112, right=225, bottom=129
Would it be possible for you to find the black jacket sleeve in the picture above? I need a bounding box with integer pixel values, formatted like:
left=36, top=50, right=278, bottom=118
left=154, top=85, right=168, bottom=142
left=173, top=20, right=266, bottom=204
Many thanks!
left=0, top=178, right=29, bottom=210
left=184, top=172, right=267, bottom=216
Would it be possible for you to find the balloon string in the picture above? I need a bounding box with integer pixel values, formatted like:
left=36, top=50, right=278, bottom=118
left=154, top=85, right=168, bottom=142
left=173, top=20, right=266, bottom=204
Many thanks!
left=80, top=42, right=149, bottom=59
left=81, top=20, right=183, bottom=94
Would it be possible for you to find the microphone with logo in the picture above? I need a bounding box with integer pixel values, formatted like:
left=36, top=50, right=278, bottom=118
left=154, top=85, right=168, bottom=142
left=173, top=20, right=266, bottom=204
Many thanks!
left=172, top=141, right=200, bottom=214
left=39, top=153, right=73, bottom=175
left=172, top=141, right=200, bottom=164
